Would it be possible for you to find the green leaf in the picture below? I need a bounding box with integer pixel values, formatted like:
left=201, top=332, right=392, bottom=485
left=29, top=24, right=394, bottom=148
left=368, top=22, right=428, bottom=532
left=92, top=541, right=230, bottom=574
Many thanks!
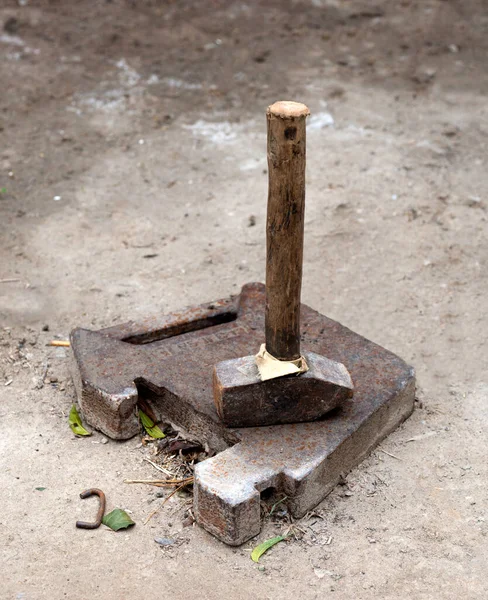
left=251, top=536, right=286, bottom=562
left=35, top=487, right=46, bottom=491
left=0, top=188, right=6, bottom=194
left=102, top=508, right=135, bottom=531
left=69, top=404, right=92, bottom=436
left=139, top=409, right=166, bottom=439
left=269, top=495, right=288, bottom=515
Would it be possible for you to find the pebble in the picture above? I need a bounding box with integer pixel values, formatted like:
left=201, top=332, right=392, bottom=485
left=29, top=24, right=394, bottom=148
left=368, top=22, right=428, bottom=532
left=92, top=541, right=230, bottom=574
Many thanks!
left=182, top=515, right=194, bottom=527
left=154, top=537, right=174, bottom=546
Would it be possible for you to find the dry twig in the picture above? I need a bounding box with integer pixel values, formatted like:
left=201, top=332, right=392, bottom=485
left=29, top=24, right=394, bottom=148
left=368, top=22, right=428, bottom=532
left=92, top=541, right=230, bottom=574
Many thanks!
left=143, top=457, right=174, bottom=476
left=378, top=448, right=403, bottom=461
left=124, top=477, right=194, bottom=487
left=144, top=480, right=193, bottom=524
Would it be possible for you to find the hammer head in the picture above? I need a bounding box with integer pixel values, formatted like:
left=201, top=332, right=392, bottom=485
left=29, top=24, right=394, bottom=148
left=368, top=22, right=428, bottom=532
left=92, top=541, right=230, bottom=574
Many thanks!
left=213, top=352, right=353, bottom=428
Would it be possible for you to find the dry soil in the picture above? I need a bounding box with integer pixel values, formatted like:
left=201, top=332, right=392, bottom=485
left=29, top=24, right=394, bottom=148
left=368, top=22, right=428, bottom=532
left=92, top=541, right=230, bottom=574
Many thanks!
left=1, top=1, right=487, bottom=599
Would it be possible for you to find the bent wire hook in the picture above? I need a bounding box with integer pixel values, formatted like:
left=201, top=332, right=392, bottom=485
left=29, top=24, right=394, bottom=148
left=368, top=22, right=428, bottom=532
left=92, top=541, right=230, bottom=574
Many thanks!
left=76, top=488, right=106, bottom=529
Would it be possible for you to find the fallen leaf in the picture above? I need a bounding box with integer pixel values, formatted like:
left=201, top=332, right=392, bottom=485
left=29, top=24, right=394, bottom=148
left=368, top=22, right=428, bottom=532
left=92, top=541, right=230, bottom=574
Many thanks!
left=69, top=405, right=92, bottom=436
left=139, top=410, right=166, bottom=439
left=251, top=536, right=286, bottom=562
left=102, top=509, right=135, bottom=531
left=166, top=440, right=202, bottom=454
left=269, top=495, right=288, bottom=515
left=35, top=487, right=46, bottom=491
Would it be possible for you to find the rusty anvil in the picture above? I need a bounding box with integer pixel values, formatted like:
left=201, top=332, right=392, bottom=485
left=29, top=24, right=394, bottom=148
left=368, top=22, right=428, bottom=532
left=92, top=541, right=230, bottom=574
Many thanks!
left=70, top=101, right=415, bottom=545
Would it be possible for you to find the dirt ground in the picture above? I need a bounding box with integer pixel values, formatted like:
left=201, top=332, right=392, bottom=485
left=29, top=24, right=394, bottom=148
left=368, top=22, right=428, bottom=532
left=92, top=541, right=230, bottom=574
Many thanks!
left=1, top=0, right=487, bottom=598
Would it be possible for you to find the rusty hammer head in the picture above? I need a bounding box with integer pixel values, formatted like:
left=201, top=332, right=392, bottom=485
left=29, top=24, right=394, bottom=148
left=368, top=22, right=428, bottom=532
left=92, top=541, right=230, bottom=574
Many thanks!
left=212, top=101, right=353, bottom=428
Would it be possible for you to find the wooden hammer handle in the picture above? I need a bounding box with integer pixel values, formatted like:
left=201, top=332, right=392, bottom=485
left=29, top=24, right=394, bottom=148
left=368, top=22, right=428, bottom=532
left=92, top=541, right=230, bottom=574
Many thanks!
left=265, top=101, right=310, bottom=361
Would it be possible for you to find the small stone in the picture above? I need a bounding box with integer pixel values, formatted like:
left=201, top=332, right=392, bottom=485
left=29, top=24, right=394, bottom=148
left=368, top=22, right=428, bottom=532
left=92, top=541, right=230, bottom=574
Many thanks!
left=154, top=537, right=174, bottom=546
left=412, top=68, right=436, bottom=84
left=466, top=196, right=484, bottom=209
left=182, top=515, right=195, bottom=527
left=443, top=126, right=459, bottom=137
left=4, top=17, right=19, bottom=34
left=100, top=437, right=108, bottom=444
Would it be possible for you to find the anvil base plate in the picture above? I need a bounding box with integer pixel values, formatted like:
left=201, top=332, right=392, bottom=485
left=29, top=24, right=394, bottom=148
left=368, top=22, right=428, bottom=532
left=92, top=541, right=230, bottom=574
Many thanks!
left=70, top=283, right=415, bottom=545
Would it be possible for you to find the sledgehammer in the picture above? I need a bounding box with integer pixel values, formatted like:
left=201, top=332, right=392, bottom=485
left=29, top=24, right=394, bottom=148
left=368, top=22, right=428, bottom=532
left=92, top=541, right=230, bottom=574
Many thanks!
left=213, top=101, right=353, bottom=428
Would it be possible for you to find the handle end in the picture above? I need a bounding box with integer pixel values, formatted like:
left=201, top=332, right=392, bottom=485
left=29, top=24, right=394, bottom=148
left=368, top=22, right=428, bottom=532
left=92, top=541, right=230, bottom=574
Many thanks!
left=267, top=101, right=310, bottom=119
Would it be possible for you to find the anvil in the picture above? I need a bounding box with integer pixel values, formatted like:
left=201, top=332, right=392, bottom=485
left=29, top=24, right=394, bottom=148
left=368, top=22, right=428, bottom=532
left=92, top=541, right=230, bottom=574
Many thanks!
left=70, top=101, right=415, bottom=545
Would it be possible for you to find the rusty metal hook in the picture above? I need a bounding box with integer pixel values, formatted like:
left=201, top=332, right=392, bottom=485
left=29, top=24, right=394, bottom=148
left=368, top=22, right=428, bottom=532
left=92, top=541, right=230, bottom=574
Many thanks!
left=76, top=488, right=106, bottom=529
